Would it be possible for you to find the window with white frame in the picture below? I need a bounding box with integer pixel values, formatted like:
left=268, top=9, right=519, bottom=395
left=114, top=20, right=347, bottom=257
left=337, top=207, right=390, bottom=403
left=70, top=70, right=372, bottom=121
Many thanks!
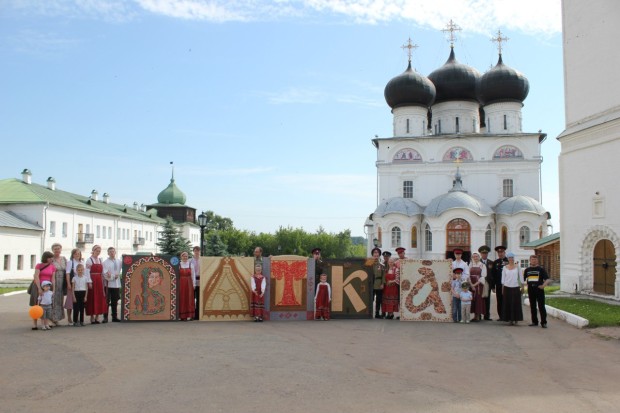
left=520, top=259, right=530, bottom=269
left=30, top=255, right=36, bottom=269
left=519, top=226, right=530, bottom=246
left=62, top=222, right=67, bottom=238
left=424, top=224, right=432, bottom=251
left=17, top=255, right=23, bottom=270
left=485, top=224, right=492, bottom=247
left=403, top=181, right=413, bottom=199
left=3, top=255, right=10, bottom=271
left=50, top=221, right=56, bottom=237
left=96, top=225, right=101, bottom=238
left=503, top=179, right=513, bottom=197
left=391, top=226, right=401, bottom=248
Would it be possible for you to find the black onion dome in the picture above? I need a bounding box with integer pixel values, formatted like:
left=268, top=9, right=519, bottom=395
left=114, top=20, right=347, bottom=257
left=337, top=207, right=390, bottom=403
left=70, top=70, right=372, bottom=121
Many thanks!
left=478, top=54, right=529, bottom=105
left=428, top=48, right=481, bottom=104
left=384, top=61, right=436, bottom=109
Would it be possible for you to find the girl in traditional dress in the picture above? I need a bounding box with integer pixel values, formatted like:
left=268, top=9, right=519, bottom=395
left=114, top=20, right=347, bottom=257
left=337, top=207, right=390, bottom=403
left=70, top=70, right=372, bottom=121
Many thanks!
left=314, top=273, right=331, bottom=321
left=64, top=248, right=83, bottom=325
left=382, top=258, right=400, bottom=319
left=178, top=251, right=195, bottom=321
left=50, top=243, right=66, bottom=325
left=85, top=245, right=107, bottom=324
left=251, top=264, right=266, bottom=322
left=468, top=252, right=487, bottom=322
left=502, top=252, right=524, bottom=325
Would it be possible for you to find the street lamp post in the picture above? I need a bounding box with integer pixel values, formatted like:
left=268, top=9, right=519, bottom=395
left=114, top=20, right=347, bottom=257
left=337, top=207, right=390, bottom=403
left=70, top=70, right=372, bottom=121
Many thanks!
left=197, top=212, right=208, bottom=256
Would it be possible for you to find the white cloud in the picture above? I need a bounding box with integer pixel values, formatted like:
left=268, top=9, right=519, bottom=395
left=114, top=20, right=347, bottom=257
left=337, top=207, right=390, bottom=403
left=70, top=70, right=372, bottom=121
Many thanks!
left=3, top=30, right=83, bottom=57
left=6, top=1, right=562, bottom=35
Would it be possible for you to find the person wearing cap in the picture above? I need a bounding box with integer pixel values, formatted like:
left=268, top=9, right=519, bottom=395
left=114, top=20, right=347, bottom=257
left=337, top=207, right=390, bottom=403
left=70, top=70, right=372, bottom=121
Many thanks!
left=523, top=255, right=551, bottom=328
left=492, top=246, right=509, bottom=321
left=311, top=248, right=323, bottom=285
left=451, top=268, right=464, bottom=322
left=38, top=281, right=54, bottom=330
left=451, top=248, right=469, bottom=280
left=370, top=247, right=385, bottom=319
left=501, top=252, right=524, bottom=325
left=478, top=245, right=494, bottom=320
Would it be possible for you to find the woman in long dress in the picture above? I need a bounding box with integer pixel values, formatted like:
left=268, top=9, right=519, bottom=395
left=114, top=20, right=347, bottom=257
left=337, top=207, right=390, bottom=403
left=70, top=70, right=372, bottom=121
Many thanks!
left=468, top=252, right=487, bottom=322
left=85, top=245, right=107, bottom=324
left=382, top=258, right=400, bottom=319
left=501, top=252, right=524, bottom=325
left=50, top=243, right=66, bottom=324
left=178, top=251, right=195, bottom=321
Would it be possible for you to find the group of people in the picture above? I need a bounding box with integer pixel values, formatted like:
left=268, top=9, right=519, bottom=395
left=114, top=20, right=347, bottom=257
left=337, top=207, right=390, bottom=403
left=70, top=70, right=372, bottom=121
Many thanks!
left=28, top=243, right=550, bottom=328
left=449, top=245, right=551, bottom=327
left=29, top=243, right=122, bottom=330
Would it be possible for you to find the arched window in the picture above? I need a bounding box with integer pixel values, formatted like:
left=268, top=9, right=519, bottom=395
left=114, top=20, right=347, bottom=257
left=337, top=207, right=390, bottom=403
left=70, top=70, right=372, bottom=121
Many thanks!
left=446, top=218, right=471, bottom=250
left=411, top=226, right=417, bottom=248
left=501, top=226, right=508, bottom=248
left=520, top=226, right=530, bottom=246
left=424, top=224, right=432, bottom=251
left=391, top=226, right=401, bottom=248
left=485, top=224, right=492, bottom=247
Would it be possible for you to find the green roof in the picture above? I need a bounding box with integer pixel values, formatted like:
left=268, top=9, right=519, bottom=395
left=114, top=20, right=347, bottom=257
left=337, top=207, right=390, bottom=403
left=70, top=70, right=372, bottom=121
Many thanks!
left=0, top=179, right=165, bottom=224
left=523, top=232, right=560, bottom=249
left=157, top=178, right=186, bottom=205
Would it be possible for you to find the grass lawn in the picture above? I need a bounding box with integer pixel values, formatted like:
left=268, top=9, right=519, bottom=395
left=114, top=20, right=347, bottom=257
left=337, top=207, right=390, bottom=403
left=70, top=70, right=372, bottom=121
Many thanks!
left=546, top=297, right=620, bottom=328
left=545, top=285, right=560, bottom=294
left=0, top=287, right=27, bottom=295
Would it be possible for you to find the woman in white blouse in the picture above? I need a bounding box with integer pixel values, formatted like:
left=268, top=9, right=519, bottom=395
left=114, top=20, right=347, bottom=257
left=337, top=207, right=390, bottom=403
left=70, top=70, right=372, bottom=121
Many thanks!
left=64, top=248, right=84, bottom=325
left=501, top=252, right=524, bottom=325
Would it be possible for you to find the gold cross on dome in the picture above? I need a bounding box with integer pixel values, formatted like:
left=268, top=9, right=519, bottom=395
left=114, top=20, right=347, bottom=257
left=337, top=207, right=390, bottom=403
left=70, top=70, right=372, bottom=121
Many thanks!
left=491, top=29, right=509, bottom=54
left=401, top=37, right=418, bottom=63
left=442, top=19, right=462, bottom=47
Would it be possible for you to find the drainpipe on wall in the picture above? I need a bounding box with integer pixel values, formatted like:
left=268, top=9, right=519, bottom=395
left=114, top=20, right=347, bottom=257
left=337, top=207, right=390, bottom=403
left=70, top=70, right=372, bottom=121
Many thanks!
left=41, top=202, right=49, bottom=254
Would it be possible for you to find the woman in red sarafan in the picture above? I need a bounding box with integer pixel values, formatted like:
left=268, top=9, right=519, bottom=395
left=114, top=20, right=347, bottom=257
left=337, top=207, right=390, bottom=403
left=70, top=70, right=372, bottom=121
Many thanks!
left=314, top=273, right=331, bottom=320
left=85, top=245, right=107, bottom=324
left=178, top=251, right=195, bottom=321
left=382, top=258, right=400, bottom=319
left=251, top=264, right=266, bottom=322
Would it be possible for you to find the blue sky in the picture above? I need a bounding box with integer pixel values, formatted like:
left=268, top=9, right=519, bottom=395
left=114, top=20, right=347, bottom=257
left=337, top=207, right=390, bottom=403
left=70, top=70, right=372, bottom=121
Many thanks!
left=0, top=0, right=563, bottom=236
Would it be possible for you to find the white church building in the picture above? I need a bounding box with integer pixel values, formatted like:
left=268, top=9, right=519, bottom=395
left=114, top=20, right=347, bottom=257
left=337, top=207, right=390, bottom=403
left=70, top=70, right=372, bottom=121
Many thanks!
left=558, top=0, right=620, bottom=299
left=365, top=26, right=551, bottom=264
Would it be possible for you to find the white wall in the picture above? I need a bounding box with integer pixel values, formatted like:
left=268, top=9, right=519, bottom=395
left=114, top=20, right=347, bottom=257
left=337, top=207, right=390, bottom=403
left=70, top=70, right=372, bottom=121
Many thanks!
left=0, top=227, right=42, bottom=280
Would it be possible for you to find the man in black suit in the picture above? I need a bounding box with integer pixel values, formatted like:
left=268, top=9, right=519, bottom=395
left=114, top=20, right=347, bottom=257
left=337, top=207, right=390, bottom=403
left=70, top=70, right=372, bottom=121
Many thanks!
left=492, top=246, right=508, bottom=321
left=478, top=245, right=494, bottom=320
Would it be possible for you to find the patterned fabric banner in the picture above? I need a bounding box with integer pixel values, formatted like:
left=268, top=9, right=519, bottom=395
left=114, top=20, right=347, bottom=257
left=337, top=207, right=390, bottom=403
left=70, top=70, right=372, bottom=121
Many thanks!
left=400, top=259, right=453, bottom=322
left=121, top=255, right=179, bottom=321
left=322, top=259, right=373, bottom=319
left=200, top=257, right=254, bottom=321
left=269, top=255, right=312, bottom=321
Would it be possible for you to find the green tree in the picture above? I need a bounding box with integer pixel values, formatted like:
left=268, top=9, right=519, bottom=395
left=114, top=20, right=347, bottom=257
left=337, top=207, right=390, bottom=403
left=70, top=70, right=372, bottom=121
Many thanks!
left=205, top=233, right=228, bottom=257
left=157, top=216, right=193, bottom=256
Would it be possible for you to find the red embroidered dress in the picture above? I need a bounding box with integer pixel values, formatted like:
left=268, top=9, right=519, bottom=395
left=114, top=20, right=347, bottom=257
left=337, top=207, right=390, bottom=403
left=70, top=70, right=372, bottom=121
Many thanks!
left=314, top=282, right=331, bottom=320
left=382, top=269, right=400, bottom=313
left=86, top=257, right=107, bottom=316
left=250, top=275, right=265, bottom=318
left=179, top=265, right=195, bottom=320
left=469, top=265, right=486, bottom=317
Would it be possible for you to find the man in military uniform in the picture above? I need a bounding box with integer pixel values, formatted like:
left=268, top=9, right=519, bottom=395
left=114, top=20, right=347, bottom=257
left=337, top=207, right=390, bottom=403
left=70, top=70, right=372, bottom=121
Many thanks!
left=312, top=247, right=323, bottom=285
left=492, top=245, right=508, bottom=321
left=370, top=247, right=385, bottom=319
left=478, top=245, right=494, bottom=320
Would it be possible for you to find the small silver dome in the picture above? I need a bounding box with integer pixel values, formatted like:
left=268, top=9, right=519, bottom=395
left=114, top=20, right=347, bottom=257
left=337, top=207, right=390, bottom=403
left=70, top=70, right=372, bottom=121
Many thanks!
left=374, top=197, right=423, bottom=217
left=425, top=191, right=493, bottom=217
left=495, top=195, right=546, bottom=216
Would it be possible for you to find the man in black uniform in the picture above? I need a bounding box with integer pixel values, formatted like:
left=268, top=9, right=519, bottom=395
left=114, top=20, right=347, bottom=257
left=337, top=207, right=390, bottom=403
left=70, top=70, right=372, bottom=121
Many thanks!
left=478, top=245, right=494, bottom=320
left=523, top=255, right=551, bottom=328
left=492, top=246, right=508, bottom=321
left=369, top=247, right=385, bottom=319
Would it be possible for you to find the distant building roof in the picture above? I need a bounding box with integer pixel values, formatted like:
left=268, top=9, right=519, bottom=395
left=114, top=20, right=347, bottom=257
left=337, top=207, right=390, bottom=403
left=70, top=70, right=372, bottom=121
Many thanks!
left=0, top=179, right=164, bottom=224
left=495, top=195, right=547, bottom=216
left=523, top=232, right=560, bottom=249
left=374, top=197, right=423, bottom=217
left=0, top=210, right=43, bottom=231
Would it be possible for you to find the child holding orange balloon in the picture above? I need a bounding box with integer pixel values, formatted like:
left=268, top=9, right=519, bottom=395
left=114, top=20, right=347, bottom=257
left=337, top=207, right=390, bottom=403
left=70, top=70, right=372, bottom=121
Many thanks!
left=38, top=281, right=54, bottom=330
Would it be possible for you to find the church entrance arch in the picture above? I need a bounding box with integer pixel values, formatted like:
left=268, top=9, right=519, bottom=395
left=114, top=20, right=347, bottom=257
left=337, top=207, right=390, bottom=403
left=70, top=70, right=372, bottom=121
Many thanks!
left=445, top=218, right=471, bottom=262
left=593, top=239, right=616, bottom=295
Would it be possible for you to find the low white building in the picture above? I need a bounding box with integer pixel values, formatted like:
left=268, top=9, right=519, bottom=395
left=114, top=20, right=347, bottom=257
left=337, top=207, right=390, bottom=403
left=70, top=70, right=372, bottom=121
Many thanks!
left=558, top=0, right=620, bottom=298
left=0, top=169, right=201, bottom=281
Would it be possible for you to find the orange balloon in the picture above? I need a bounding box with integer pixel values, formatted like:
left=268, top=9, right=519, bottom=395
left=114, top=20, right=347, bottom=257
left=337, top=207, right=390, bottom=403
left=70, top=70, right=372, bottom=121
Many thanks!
left=29, top=305, right=44, bottom=319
